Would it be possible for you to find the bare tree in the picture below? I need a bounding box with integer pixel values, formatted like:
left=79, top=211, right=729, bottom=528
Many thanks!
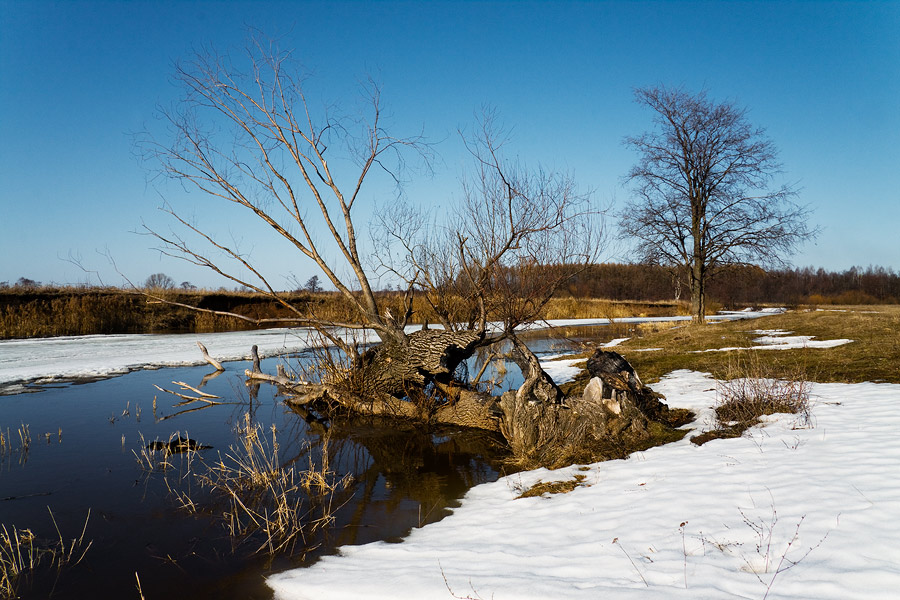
left=145, top=273, right=175, bottom=289
left=375, top=113, right=599, bottom=402
left=137, top=35, right=434, bottom=355
left=137, top=36, right=676, bottom=467
left=303, top=275, right=322, bottom=293
left=620, top=86, right=817, bottom=323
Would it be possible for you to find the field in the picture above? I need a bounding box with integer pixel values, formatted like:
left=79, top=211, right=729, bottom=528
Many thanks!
left=614, top=305, right=900, bottom=384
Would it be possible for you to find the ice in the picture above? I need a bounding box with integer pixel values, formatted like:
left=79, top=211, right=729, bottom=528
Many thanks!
left=0, top=310, right=783, bottom=390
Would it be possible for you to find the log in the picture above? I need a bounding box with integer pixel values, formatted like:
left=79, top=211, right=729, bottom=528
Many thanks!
left=282, top=383, right=501, bottom=431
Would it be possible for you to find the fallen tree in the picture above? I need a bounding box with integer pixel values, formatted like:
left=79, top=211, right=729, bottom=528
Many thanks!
left=142, top=34, right=685, bottom=466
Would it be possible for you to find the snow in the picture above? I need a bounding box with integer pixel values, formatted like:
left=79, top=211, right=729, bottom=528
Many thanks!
left=268, top=371, right=900, bottom=600
left=697, top=330, right=854, bottom=353
left=0, top=310, right=782, bottom=391
left=538, top=355, right=585, bottom=384
left=0, top=328, right=320, bottom=390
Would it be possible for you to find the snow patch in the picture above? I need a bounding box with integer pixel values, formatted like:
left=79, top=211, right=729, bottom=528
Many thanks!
left=268, top=372, right=900, bottom=600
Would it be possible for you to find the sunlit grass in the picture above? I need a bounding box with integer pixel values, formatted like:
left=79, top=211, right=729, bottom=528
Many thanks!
left=0, top=509, right=91, bottom=599
left=616, top=305, right=900, bottom=384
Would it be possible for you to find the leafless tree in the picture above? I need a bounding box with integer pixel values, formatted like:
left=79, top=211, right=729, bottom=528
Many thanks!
left=145, top=273, right=175, bottom=289
left=137, top=34, right=432, bottom=357
left=137, top=36, right=672, bottom=467
left=620, top=86, right=817, bottom=323
left=375, top=112, right=600, bottom=404
left=303, top=275, right=322, bottom=293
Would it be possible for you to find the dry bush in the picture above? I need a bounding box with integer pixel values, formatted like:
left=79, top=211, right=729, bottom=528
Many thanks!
left=693, top=352, right=811, bottom=445
left=716, top=353, right=811, bottom=427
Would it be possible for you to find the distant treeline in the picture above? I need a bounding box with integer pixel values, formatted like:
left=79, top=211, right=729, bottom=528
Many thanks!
left=562, top=264, right=900, bottom=306
left=2, top=264, right=897, bottom=339
left=0, top=288, right=319, bottom=339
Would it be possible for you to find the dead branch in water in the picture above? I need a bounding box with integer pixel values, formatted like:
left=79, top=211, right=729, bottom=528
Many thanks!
left=196, top=341, right=225, bottom=371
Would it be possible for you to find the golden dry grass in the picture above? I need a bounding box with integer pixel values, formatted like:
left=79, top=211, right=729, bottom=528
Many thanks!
left=1, top=286, right=693, bottom=339
left=613, top=305, right=900, bottom=384
left=0, top=510, right=91, bottom=599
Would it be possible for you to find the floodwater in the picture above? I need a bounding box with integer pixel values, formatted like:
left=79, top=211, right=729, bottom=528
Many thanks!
left=0, top=325, right=626, bottom=599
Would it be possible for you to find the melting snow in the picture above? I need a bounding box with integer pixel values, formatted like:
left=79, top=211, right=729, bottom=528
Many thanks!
left=0, top=310, right=783, bottom=391
left=268, top=370, right=900, bottom=600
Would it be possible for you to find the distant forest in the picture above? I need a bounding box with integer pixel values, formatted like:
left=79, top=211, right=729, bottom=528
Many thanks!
left=561, top=264, right=900, bottom=306
left=4, top=264, right=899, bottom=306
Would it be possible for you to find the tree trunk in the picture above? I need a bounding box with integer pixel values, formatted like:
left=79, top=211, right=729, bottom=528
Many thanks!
left=690, top=263, right=706, bottom=324
left=239, top=337, right=687, bottom=468
left=353, top=329, right=484, bottom=397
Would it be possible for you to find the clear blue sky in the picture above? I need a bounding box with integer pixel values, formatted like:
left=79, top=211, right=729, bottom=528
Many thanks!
left=1, top=0, right=898, bottom=289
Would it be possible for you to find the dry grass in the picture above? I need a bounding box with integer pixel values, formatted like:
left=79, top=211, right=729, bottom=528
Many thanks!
left=616, top=306, right=900, bottom=384
left=541, top=298, right=688, bottom=320
left=0, top=424, right=31, bottom=467
left=692, top=353, right=811, bottom=446
left=516, top=474, right=588, bottom=498
left=167, top=414, right=351, bottom=556
left=0, top=509, right=91, bottom=599
left=1, top=285, right=693, bottom=340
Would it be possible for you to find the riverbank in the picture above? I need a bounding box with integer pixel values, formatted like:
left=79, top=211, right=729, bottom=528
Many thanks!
left=267, top=307, right=900, bottom=599
left=269, top=371, right=900, bottom=600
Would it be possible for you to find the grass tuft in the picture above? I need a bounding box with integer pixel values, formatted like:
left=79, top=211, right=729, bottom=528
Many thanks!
left=692, top=353, right=810, bottom=446
left=0, top=509, right=91, bottom=599
left=517, top=474, right=588, bottom=498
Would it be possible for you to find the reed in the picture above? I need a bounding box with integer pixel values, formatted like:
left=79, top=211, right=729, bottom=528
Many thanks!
left=0, top=509, right=91, bottom=599
left=1, top=286, right=689, bottom=339
left=155, top=414, right=351, bottom=556
left=0, top=424, right=31, bottom=467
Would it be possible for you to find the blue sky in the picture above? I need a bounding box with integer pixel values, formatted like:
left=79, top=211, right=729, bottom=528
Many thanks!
left=1, top=0, right=898, bottom=289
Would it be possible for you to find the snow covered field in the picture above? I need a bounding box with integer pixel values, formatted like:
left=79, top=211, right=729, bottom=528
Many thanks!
left=268, top=370, right=900, bottom=600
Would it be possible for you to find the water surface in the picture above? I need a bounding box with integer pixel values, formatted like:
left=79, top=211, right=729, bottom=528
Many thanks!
left=0, top=324, right=628, bottom=598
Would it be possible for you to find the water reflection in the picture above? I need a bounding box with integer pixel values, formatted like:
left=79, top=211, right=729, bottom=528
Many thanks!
left=0, top=356, right=507, bottom=599
left=0, top=325, right=628, bottom=599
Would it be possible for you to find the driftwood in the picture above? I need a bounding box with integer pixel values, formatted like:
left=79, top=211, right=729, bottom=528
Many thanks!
left=197, top=342, right=225, bottom=371
left=153, top=382, right=222, bottom=404
left=281, top=381, right=501, bottom=431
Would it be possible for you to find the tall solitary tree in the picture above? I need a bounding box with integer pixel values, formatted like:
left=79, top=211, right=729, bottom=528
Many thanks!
left=620, top=86, right=816, bottom=323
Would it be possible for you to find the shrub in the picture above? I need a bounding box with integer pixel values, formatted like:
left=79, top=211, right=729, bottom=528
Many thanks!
left=692, top=352, right=810, bottom=445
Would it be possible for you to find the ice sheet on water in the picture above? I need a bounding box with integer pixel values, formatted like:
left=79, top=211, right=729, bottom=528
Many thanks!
left=0, top=309, right=784, bottom=391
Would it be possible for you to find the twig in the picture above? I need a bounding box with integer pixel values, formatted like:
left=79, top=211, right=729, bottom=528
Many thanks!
left=153, top=384, right=223, bottom=405
left=612, top=537, right=649, bottom=587
left=172, top=380, right=220, bottom=399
